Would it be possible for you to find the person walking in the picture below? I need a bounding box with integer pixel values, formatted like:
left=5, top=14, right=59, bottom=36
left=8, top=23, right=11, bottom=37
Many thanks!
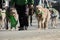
left=44, top=0, right=49, bottom=8
left=10, top=0, right=34, bottom=30
left=28, top=0, right=34, bottom=26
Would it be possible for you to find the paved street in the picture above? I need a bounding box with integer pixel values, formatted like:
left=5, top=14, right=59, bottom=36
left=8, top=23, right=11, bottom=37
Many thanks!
left=0, top=14, right=60, bottom=40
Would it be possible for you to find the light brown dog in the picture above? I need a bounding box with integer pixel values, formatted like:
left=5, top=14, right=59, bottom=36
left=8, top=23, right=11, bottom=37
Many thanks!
left=36, top=5, right=51, bottom=29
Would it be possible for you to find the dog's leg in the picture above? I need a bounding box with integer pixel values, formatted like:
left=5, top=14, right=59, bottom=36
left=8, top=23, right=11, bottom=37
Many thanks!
left=8, top=21, right=11, bottom=31
left=39, top=20, right=41, bottom=29
left=0, top=23, right=2, bottom=30
left=1, top=10, right=6, bottom=30
left=37, top=16, right=41, bottom=29
left=2, top=15, right=6, bottom=30
left=52, top=18, right=55, bottom=28
left=44, top=18, right=48, bottom=29
left=44, top=21, right=48, bottom=29
left=38, top=19, right=40, bottom=28
left=41, top=18, right=45, bottom=29
left=54, top=18, right=57, bottom=28
left=16, top=20, right=20, bottom=31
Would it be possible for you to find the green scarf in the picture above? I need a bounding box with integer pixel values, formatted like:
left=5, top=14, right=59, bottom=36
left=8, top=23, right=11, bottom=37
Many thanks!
left=6, top=10, right=17, bottom=28
left=36, top=9, right=44, bottom=15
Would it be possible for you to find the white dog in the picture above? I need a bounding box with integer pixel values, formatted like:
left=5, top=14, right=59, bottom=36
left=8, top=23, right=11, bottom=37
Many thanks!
left=0, top=9, right=6, bottom=30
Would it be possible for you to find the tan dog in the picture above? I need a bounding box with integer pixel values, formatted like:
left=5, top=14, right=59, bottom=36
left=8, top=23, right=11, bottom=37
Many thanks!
left=36, top=5, right=51, bottom=29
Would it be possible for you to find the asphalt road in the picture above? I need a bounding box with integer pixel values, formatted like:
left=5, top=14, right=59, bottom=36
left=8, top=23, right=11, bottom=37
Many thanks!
left=0, top=14, right=60, bottom=40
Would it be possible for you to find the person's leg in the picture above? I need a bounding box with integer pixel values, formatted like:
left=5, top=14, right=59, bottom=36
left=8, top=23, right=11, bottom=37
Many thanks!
left=29, top=8, right=33, bottom=26
left=22, top=5, right=29, bottom=30
left=5, top=16, right=8, bottom=30
left=24, top=15, right=28, bottom=30
left=19, top=16, right=24, bottom=30
left=5, top=9, right=10, bottom=30
left=15, top=5, right=26, bottom=30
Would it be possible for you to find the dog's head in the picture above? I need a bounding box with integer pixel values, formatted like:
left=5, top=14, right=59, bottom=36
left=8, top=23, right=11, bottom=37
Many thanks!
left=10, top=8, right=16, bottom=16
left=36, top=5, right=42, bottom=11
left=36, top=5, right=43, bottom=18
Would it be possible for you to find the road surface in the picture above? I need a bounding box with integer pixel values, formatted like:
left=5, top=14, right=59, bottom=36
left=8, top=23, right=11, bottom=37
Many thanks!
left=0, top=14, right=60, bottom=40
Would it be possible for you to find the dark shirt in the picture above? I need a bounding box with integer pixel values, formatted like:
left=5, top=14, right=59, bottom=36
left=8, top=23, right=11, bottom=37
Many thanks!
left=0, top=0, right=2, bottom=8
left=34, top=0, right=40, bottom=5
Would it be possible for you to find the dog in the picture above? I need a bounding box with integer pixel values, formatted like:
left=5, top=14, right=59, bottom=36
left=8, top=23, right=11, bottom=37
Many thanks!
left=8, top=8, right=19, bottom=31
left=0, top=9, right=6, bottom=30
left=36, top=5, right=51, bottom=29
left=49, top=8, right=59, bottom=28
